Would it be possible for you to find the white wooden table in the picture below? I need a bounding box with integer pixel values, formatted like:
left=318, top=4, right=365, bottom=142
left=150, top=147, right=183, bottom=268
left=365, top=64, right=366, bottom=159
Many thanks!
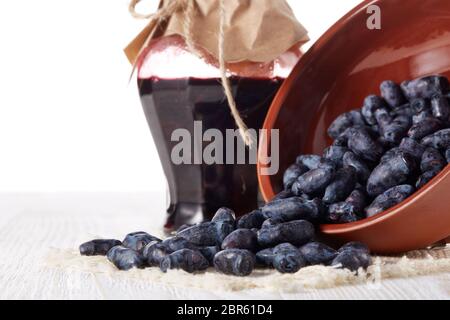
left=0, top=193, right=448, bottom=300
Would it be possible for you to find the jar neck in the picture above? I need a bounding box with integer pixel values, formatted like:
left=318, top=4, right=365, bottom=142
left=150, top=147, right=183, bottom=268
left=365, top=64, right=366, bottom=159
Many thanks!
left=138, top=35, right=301, bottom=80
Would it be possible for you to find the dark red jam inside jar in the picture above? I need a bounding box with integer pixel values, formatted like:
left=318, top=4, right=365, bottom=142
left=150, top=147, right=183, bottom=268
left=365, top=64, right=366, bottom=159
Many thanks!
left=137, top=35, right=301, bottom=230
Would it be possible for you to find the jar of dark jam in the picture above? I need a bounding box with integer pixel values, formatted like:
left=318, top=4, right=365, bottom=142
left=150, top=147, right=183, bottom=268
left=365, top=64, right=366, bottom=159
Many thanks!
left=137, top=35, right=301, bottom=231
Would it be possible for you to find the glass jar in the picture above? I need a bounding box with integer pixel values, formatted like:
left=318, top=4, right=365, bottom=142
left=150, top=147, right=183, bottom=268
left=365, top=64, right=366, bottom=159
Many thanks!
left=137, top=34, right=301, bottom=230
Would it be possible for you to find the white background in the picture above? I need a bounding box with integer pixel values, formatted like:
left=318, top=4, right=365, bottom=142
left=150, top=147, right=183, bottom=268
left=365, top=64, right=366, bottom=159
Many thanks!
left=0, top=0, right=362, bottom=192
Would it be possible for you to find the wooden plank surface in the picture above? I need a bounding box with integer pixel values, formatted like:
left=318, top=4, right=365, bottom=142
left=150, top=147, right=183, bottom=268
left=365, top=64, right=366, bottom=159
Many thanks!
left=0, top=193, right=448, bottom=300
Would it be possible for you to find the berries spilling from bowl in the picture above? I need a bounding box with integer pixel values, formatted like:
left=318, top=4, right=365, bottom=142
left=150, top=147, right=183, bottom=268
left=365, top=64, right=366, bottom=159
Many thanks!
left=80, top=207, right=371, bottom=276
left=284, top=75, right=450, bottom=223
left=79, top=75, right=449, bottom=276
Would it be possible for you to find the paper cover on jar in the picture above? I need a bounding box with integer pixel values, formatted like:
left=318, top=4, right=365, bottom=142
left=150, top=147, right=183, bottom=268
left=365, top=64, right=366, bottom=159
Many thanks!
left=125, top=0, right=309, bottom=64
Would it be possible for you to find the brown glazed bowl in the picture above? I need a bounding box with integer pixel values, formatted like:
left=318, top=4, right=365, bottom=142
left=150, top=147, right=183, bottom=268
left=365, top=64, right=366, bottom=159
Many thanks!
left=257, top=0, right=450, bottom=254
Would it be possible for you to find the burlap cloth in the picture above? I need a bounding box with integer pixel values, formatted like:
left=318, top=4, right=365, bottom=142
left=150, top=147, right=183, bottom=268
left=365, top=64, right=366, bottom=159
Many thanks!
left=45, top=245, right=450, bottom=293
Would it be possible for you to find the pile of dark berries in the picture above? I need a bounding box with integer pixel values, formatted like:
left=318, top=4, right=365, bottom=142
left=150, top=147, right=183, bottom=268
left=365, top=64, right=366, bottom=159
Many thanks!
left=284, top=75, right=450, bottom=223
left=80, top=207, right=371, bottom=276
left=79, top=75, right=450, bottom=277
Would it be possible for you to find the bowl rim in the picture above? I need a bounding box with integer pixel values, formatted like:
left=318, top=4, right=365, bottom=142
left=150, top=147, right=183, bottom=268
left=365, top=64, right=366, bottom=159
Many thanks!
left=257, top=0, right=450, bottom=234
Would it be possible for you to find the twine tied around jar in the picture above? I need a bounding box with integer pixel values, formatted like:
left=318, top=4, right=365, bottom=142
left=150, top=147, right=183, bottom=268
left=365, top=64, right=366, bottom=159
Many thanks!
left=129, top=0, right=255, bottom=147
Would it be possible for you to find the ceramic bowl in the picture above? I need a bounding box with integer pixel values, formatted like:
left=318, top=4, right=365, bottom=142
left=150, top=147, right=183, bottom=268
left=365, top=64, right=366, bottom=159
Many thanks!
left=257, top=0, right=450, bottom=254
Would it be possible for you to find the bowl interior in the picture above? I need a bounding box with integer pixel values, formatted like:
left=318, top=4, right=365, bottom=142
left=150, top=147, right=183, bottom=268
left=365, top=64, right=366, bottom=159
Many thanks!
left=259, top=0, right=450, bottom=202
